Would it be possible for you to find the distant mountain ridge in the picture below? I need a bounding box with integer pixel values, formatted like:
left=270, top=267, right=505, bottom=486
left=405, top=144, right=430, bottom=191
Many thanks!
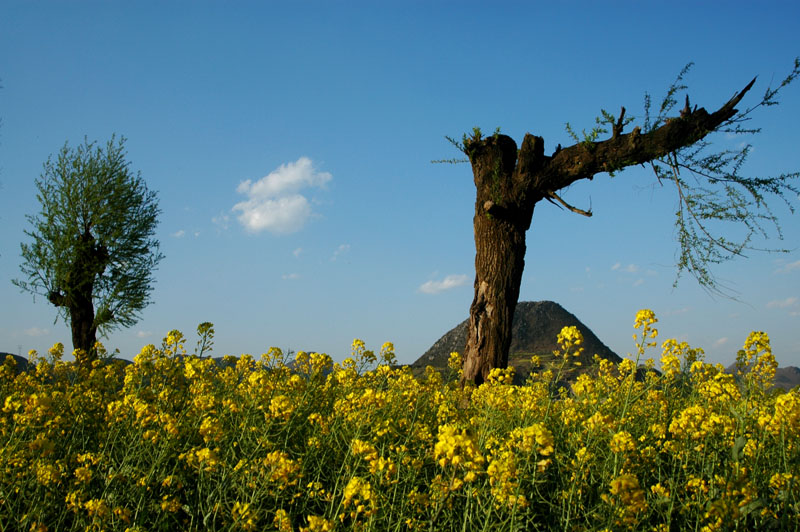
left=413, top=301, right=621, bottom=372
left=412, top=301, right=800, bottom=391
left=724, top=363, right=800, bottom=391
left=773, top=366, right=800, bottom=390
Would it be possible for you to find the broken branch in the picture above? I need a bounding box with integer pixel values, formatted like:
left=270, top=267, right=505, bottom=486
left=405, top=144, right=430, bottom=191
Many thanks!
left=612, top=106, right=626, bottom=138
left=546, top=190, right=593, bottom=217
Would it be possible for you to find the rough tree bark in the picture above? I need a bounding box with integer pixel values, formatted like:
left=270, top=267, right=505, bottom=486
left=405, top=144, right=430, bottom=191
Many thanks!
left=461, top=78, right=756, bottom=386
left=47, top=228, right=109, bottom=361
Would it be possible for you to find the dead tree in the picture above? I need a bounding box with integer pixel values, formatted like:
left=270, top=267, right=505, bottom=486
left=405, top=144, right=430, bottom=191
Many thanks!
left=456, top=62, right=799, bottom=386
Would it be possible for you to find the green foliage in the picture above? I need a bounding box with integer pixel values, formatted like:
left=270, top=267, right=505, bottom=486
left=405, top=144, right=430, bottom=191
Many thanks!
left=642, top=62, right=694, bottom=133
left=643, top=60, right=800, bottom=294
left=431, top=134, right=469, bottom=164
left=565, top=108, right=635, bottom=158
left=13, top=135, right=164, bottom=336
left=432, top=127, right=501, bottom=164
left=560, top=59, right=799, bottom=295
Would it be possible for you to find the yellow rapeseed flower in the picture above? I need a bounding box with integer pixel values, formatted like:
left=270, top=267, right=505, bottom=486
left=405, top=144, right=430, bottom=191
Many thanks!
left=350, top=439, right=378, bottom=462
left=269, top=394, right=296, bottom=420
left=343, top=476, right=372, bottom=505
left=650, top=483, right=670, bottom=499
left=603, top=473, right=646, bottom=526
left=301, top=515, right=334, bottom=532
left=114, top=507, right=132, bottom=524
left=232, top=501, right=258, bottom=531
left=486, top=366, right=515, bottom=385
left=769, top=472, right=794, bottom=493
left=160, top=495, right=181, bottom=513
left=609, top=431, right=636, bottom=454
left=633, top=309, right=659, bottom=355
left=180, top=447, right=220, bottom=472
left=380, top=342, right=396, bottom=365
left=263, top=450, right=301, bottom=485
left=697, top=372, right=741, bottom=405
left=487, top=450, right=527, bottom=509
left=434, top=424, right=485, bottom=470
left=583, top=411, right=614, bottom=433
left=634, top=309, right=657, bottom=330
left=660, top=352, right=681, bottom=379
left=74, top=466, right=93, bottom=484
left=273, top=509, right=293, bottom=532
left=199, top=416, right=222, bottom=443
left=83, top=498, right=111, bottom=520
left=509, top=424, right=555, bottom=457
left=447, top=351, right=462, bottom=372
left=761, top=391, right=800, bottom=436
left=35, top=462, right=61, bottom=486
left=557, top=325, right=583, bottom=349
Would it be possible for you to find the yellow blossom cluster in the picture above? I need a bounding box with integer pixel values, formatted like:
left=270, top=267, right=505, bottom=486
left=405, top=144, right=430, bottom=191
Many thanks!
left=1, top=315, right=798, bottom=531
left=603, top=473, right=647, bottom=526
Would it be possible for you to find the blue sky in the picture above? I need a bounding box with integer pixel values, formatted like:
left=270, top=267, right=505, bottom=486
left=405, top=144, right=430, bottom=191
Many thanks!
left=1, top=1, right=799, bottom=368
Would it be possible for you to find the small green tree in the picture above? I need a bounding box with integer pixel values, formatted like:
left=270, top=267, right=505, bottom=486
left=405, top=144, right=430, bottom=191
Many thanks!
left=14, top=135, right=163, bottom=362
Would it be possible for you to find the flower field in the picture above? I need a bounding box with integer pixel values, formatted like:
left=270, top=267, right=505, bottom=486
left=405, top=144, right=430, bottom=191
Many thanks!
left=1, top=310, right=798, bottom=531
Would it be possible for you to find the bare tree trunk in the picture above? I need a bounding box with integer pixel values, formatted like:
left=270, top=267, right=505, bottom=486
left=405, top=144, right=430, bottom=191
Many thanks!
left=461, top=134, right=539, bottom=385
left=462, top=206, right=529, bottom=384
left=458, top=79, right=757, bottom=386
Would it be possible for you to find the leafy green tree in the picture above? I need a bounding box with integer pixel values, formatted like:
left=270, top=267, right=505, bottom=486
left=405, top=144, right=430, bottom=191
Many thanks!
left=14, top=135, right=163, bottom=362
left=447, top=61, right=799, bottom=385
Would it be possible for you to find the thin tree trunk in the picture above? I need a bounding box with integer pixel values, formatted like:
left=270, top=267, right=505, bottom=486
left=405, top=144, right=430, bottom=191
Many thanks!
left=65, top=229, right=106, bottom=363
left=69, top=292, right=97, bottom=361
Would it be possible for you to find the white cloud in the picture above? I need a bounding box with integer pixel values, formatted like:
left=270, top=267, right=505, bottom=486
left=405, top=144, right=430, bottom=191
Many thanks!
left=767, top=297, right=798, bottom=309
left=282, top=273, right=300, bottom=280
left=775, top=260, right=800, bottom=274
left=293, top=247, right=303, bottom=258
left=234, top=195, right=312, bottom=234
left=233, top=157, right=331, bottom=235
left=632, top=278, right=644, bottom=287
left=331, top=244, right=351, bottom=261
left=419, top=274, right=469, bottom=294
left=172, top=229, right=186, bottom=238
left=136, top=331, right=152, bottom=339
left=612, top=262, right=639, bottom=274
left=713, top=337, right=729, bottom=348
left=24, top=327, right=49, bottom=337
